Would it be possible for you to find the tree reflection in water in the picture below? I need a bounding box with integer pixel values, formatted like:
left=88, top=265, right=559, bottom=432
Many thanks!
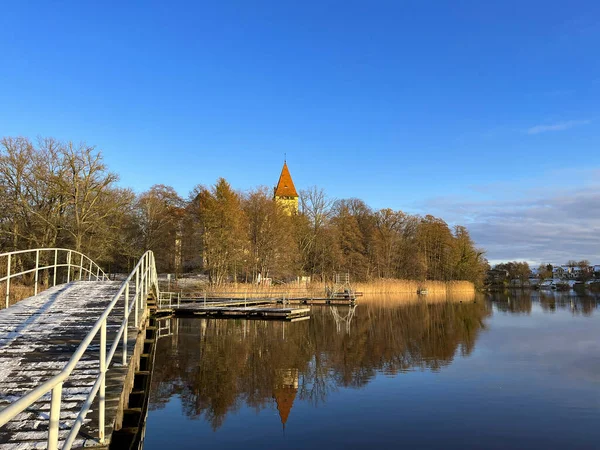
left=149, top=299, right=490, bottom=430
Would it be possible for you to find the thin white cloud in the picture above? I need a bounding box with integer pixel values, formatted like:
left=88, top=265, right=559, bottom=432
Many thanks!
left=527, top=119, right=591, bottom=135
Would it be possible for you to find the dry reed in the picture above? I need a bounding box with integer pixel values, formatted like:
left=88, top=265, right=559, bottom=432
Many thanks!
left=353, top=279, right=475, bottom=295
left=167, top=278, right=475, bottom=300
left=357, top=291, right=477, bottom=304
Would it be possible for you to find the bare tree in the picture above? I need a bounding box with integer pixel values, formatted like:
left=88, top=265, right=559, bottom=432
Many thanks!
left=58, top=142, right=120, bottom=253
left=135, top=184, right=184, bottom=273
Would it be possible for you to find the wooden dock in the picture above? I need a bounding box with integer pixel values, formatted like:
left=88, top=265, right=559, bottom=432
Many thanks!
left=162, top=304, right=311, bottom=321
left=0, top=281, right=144, bottom=449
left=167, top=296, right=357, bottom=308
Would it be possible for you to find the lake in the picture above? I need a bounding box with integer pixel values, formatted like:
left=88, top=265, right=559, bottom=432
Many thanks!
left=143, top=291, right=600, bottom=449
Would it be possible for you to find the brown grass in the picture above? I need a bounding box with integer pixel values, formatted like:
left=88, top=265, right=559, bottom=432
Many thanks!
left=0, top=284, right=36, bottom=309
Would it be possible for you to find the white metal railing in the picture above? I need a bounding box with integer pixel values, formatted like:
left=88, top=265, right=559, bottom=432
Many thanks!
left=0, top=250, right=159, bottom=450
left=157, top=291, right=180, bottom=309
left=0, top=248, right=107, bottom=309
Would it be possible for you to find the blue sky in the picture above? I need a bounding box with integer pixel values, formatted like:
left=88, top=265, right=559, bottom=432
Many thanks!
left=1, top=1, right=599, bottom=264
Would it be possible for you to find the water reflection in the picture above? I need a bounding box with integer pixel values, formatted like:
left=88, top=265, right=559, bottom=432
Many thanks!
left=489, top=289, right=600, bottom=316
left=149, top=299, right=490, bottom=430
left=145, top=293, right=600, bottom=450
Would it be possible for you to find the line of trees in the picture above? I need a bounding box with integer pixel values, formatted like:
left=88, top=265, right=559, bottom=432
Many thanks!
left=1, top=137, right=489, bottom=285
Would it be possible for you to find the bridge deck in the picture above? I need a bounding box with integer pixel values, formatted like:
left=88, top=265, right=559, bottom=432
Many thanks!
left=0, top=281, right=141, bottom=449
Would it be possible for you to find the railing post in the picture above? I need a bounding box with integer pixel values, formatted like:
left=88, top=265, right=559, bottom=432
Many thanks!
left=67, top=251, right=72, bottom=283
left=79, top=254, right=84, bottom=281
left=5, top=254, right=11, bottom=309
left=123, top=282, right=129, bottom=365
left=99, top=320, right=106, bottom=444
left=141, top=260, right=146, bottom=308
left=97, top=266, right=100, bottom=281
left=47, top=381, right=63, bottom=450
left=135, top=269, right=139, bottom=326
left=152, top=256, right=156, bottom=286
left=88, top=260, right=92, bottom=281
left=34, top=249, right=40, bottom=296
left=53, top=249, right=58, bottom=287
left=145, top=256, right=149, bottom=301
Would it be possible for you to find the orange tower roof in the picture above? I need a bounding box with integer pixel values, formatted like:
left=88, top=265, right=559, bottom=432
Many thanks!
left=274, top=162, right=298, bottom=197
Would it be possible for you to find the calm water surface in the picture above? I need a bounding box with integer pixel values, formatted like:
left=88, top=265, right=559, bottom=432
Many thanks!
left=143, top=291, right=600, bottom=449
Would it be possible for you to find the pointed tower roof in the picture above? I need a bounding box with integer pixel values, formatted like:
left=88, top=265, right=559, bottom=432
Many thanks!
left=273, top=387, right=297, bottom=428
left=274, top=162, right=298, bottom=197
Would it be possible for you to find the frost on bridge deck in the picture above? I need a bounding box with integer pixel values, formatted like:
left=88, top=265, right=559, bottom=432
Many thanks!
left=0, top=281, right=141, bottom=449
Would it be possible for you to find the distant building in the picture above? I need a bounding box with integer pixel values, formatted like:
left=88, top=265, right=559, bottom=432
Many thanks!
left=274, top=161, right=299, bottom=215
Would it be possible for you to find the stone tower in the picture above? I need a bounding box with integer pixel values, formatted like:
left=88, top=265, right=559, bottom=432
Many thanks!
left=274, top=161, right=299, bottom=215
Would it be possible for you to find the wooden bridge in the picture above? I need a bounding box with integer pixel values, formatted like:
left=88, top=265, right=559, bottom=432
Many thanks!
left=0, top=249, right=158, bottom=450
